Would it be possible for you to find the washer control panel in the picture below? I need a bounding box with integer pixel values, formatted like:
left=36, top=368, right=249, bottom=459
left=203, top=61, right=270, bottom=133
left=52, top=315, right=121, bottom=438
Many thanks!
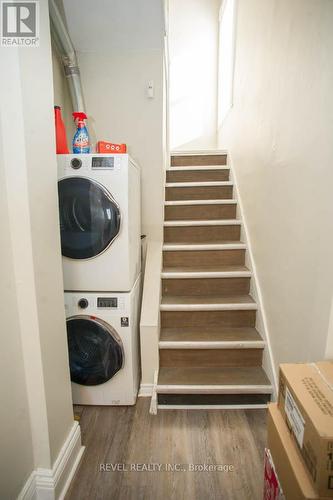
left=65, top=294, right=126, bottom=312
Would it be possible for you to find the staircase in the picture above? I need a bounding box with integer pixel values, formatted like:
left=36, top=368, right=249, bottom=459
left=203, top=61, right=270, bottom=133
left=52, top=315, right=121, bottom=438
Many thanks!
left=153, top=151, right=273, bottom=410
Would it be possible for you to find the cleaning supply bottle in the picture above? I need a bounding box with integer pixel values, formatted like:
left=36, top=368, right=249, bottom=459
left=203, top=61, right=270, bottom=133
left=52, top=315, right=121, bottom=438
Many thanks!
left=72, top=112, right=90, bottom=154
left=54, top=106, right=69, bottom=154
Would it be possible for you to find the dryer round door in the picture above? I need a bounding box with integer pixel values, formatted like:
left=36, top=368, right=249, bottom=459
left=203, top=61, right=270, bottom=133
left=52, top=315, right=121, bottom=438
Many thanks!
left=58, top=177, right=121, bottom=259
left=66, top=315, right=124, bottom=386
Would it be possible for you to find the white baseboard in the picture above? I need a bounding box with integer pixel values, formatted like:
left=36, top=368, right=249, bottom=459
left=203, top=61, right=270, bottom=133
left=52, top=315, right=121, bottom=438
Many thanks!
left=228, top=154, right=278, bottom=398
left=17, top=472, right=37, bottom=500
left=138, top=383, right=153, bottom=397
left=18, top=421, right=84, bottom=500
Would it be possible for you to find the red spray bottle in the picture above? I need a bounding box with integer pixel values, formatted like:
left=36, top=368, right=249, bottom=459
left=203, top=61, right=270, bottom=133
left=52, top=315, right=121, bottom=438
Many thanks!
left=54, top=106, right=69, bottom=154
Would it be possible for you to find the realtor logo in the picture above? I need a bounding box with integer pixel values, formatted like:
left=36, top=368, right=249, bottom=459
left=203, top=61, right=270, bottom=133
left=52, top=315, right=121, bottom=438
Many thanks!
left=1, top=1, right=39, bottom=46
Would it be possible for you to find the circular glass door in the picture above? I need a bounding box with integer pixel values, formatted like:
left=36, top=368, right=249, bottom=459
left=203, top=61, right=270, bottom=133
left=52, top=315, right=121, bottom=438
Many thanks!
left=58, top=177, right=121, bottom=259
left=66, top=316, right=124, bottom=386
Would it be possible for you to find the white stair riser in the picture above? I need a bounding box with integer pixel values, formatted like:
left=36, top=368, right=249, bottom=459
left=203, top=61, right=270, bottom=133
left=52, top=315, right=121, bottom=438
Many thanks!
left=157, top=385, right=273, bottom=394
left=160, top=304, right=258, bottom=312
left=166, top=181, right=233, bottom=188
left=168, top=166, right=230, bottom=171
left=164, top=219, right=241, bottom=227
left=163, top=243, right=246, bottom=251
left=165, top=199, right=237, bottom=206
left=159, top=341, right=265, bottom=349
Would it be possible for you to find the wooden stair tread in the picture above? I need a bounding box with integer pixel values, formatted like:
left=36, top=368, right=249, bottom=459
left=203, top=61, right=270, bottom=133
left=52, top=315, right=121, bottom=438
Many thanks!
left=157, top=366, right=271, bottom=388
left=171, top=154, right=227, bottom=166
left=162, top=265, right=250, bottom=273
left=165, top=185, right=233, bottom=201
left=161, top=295, right=255, bottom=306
left=164, top=225, right=240, bottom=243
left=160, top=327, right=263, bottom=343
left=167, top=173, right=230, bottom=183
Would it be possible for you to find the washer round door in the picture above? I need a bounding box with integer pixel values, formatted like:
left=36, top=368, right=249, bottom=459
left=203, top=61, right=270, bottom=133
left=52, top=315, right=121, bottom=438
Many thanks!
left=58, top=177, right=121, bottom=259
left=66, top=316, right=124, bottom=386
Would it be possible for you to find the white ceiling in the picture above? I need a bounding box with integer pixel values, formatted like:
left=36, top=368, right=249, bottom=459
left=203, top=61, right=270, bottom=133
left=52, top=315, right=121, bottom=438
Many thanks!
left=63, top=0, right=165, bottom=52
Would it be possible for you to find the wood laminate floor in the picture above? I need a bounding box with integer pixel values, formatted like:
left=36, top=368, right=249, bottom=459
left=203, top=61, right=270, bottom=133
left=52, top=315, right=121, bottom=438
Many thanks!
left=66, top=399, right=267, bottom=500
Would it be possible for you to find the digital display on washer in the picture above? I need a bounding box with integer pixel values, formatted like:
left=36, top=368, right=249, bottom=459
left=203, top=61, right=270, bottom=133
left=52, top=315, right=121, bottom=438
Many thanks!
left=92, top=157, right=114, bottom=169
left=97, top=297, right=118, bottom=308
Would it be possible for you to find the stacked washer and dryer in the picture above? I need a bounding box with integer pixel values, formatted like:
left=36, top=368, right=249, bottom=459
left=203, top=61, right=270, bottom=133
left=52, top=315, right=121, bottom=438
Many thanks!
left=57, top=154, right=141, bottom=405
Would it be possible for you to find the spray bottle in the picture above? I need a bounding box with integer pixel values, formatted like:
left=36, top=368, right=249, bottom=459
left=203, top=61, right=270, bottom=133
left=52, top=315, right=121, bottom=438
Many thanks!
left=72, top=112, right=90, bottom=154
left=54, top=106, right=69, bottom=154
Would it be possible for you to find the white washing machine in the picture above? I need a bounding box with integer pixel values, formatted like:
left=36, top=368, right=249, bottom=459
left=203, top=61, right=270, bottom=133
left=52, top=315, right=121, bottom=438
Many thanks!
left=64, top=274, right=141, bottom=405
left=57, top=154, right=141, bottom=292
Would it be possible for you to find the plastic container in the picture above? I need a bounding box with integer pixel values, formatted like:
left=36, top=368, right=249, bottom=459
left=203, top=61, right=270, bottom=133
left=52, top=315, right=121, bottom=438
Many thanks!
left=72, top=112, right=90, bottom=154
left=54, top=106, right=69, bottom=154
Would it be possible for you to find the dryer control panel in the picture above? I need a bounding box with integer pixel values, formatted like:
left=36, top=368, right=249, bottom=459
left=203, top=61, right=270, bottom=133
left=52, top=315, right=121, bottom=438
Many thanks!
left=97, top=297, right=117, bottom=308
left=92, top=157, right=115, bottom=170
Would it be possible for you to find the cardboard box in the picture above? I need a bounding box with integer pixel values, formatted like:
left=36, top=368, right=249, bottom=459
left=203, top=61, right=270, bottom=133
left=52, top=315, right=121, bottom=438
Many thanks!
left=96, top=141, right=127, bottom=153
left=263, top=447, right=285, bottom=499
left=267, top=403, right=324, bottom=499
left=278, top=362, right=333, bottom=497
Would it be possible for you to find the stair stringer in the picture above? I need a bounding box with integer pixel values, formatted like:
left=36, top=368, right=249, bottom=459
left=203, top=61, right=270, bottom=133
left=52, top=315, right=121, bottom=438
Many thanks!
left=228, top=154, right=278, bottom=399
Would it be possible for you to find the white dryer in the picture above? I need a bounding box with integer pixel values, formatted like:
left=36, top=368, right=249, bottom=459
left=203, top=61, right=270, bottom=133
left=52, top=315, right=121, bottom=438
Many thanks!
left=57, top=154, right=141, bottom=292
left=64, top=274, right=141, bottom=405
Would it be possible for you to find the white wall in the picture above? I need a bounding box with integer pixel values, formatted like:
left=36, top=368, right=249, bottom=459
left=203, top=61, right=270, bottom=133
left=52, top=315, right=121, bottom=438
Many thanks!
left=169, top=0, right=220, bottom=150
left=77, top=49, right=164, bottom=241
left=140, top=241, right=162, bottom=388
left=62, top=0, right=165, bottom=241
left=218, top=0, right=333, bottom=372
left=325, top=296, right=333, bottom=359
left=0, top=1, right=78, bottom=496
left=0, top=138, right=34, bottom=500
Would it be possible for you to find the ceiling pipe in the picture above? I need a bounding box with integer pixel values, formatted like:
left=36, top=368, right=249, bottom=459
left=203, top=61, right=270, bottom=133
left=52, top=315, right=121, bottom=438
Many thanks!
left=49, top=0, right=85, bottom=112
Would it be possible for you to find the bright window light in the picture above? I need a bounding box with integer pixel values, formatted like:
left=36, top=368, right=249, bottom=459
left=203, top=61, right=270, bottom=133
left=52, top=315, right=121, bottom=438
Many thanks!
left=218, top=0, right=236, bottom=126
